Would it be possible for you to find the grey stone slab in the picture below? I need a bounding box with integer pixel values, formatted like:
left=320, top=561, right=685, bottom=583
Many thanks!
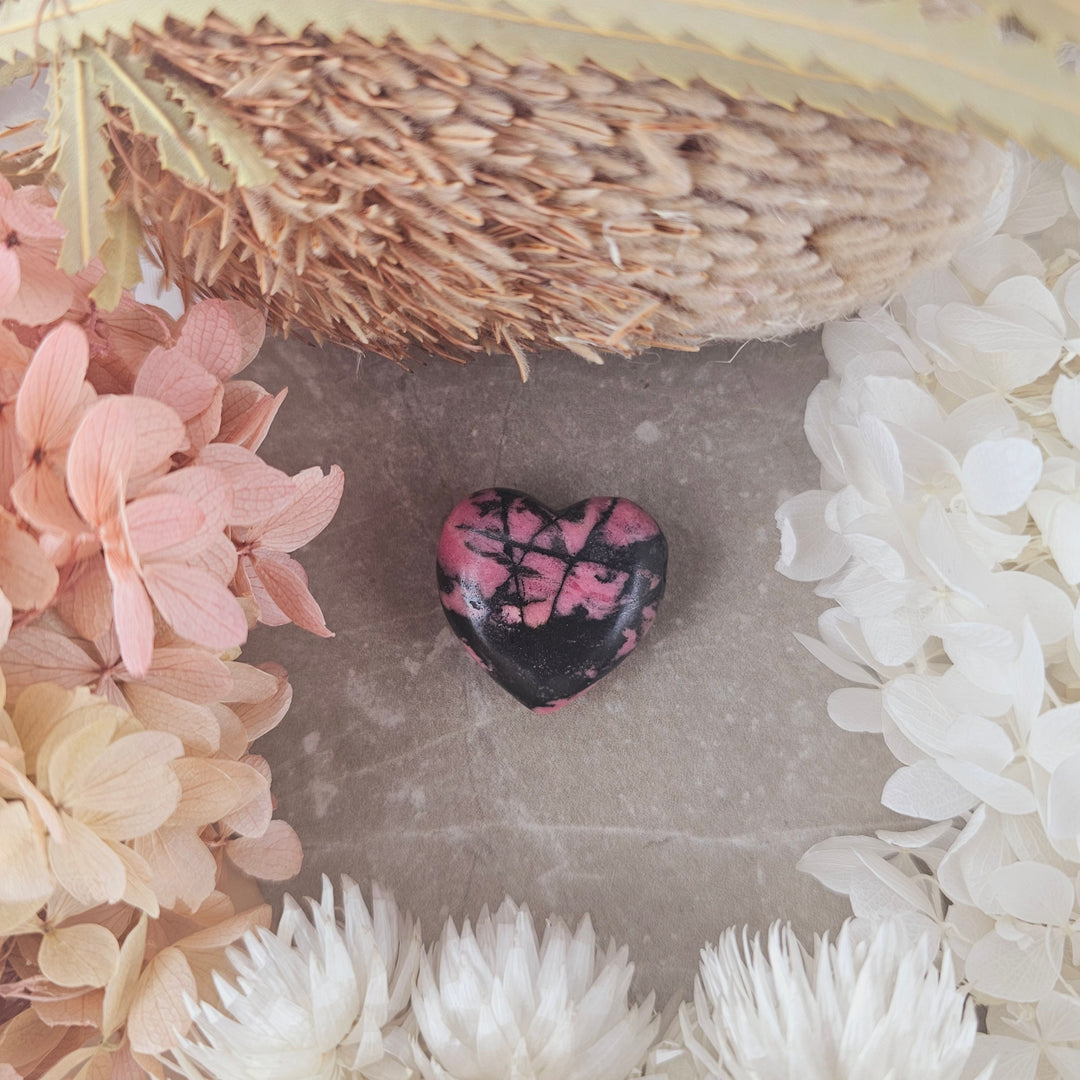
left=240, top=334, right=902, bottom=1005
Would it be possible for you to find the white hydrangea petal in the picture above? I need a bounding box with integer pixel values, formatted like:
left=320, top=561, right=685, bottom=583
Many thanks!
left=874, top=821, right=954, bottom=848
left=943, top=717, right=1015, bottom=774
left=936, top=759, right=1036, bottom=815
left=1002, top=156, right=1069, bottom=235
left=796, top=835, right=895, bottom=894
left=882, top=761, right=978, bottom=820
left=938, top=278, right=1066, bottom=391
left=1045, top=1045, right=1080, bottom=1080
left=848, top=851, right=939, bottom=921
left=944, top=394, right=1028, bottom=454
left=1051, top=374, right=1080, bottom=450
left=986, top=861, right=1074, bottom=924
left=803, top=381, right=846, bottom=484
left=951, top=509, right=1030, bottom=567
left=953, top=236, right=1045, bottom=294
left=883, top=676, right=956, bottom=758
left=859, top=413, right=905, bottom=497
left=1065, top=166, right=1080, bottom=220
left=827, top=687, right=883, bottom=733
left=818, top=562, right=914, bottom=618
left=981, top=571, right=1073, bottom=645
left=857, top=376, right=945, bottom=433
left=887, top=429, right=961, bottom=500
left=794, top=631, right=872, bottom=687
left=942, top=623, right=1022, bottom=698
left=1046, top=752, right=1080, bottom=838
left=966, top=149, right=1015, bottom=244
left=1037, top=993, right=1080, bottom=1044
left=916, top=501, right=988, bottom=603
left=1029, top=492, right=1080, bottom=584
left=775, top=490, right=849, bottom=582
left=842, top=530, right=907, bottom=581
left=964, top=930, right=1064, bottom=1002
left=961, top=1033, right=1040, bottom=1080
left=821, top=319, right=906, bottom=376
left=935, top=806, right=1003, bottom=911
left=961, top=439, right=1042, bottom=515
left=1027, top=703, right=1080, bottom=770
left=863, top=608, right=929, bottom=667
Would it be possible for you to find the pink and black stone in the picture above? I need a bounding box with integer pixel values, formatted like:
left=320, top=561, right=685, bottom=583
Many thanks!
left=436, top=488, right=667, bottom=711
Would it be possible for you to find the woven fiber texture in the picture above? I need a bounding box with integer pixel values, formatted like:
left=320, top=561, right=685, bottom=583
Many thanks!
left=120, top=18, right=1003, bottom=365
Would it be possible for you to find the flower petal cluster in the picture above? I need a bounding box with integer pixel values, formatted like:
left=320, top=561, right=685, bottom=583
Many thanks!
left=172, top=877, right=420, bottom=1080
left=411, top=898, right=658, bottom=1080
left=165, top=891, right=663, bottom=1080
left=781, top=148, right=1080, bottom=1075
left=663, top=920, right=979, bottom=1080
left=0, top=181, right=342, bottom=1080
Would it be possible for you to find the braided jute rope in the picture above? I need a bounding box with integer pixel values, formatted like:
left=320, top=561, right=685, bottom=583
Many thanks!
left=120, top=17, right=1003, bottom=367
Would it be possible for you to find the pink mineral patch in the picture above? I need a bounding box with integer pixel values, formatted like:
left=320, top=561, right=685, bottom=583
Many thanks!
left=508, top=503, right=547, bottom=543
left=550, top=499, right=608, bottom=555
left=532, top=696, right=578, bottom=713
left=554, top=562, right=629, bottom=620
left=461, top=642, right=492, bottom=671
left=616, top=628, right=638, bottom=658
left=519, top=552, right=566, bottom=601
left=523, top=598, right=555, bottom=628
left=602, top=499, right=660, bottom=547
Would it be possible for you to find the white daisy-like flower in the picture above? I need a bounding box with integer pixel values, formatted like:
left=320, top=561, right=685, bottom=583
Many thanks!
left=411, top=898, right=658, bottom=1080
left=168, top=876, right=421, bottom=1080
left=681, top=920, right=983, bottom=1080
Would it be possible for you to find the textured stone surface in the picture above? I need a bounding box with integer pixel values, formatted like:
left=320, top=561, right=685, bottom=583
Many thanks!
left=241, top=334, right=903, bottom=1007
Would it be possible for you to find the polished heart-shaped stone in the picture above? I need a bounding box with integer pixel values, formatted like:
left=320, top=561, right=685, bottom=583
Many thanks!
left=436, top=488, right=667, bottom=710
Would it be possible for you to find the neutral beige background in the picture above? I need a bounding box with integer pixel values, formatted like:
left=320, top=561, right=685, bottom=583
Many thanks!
left=241, top=333, right=903, bottom=1006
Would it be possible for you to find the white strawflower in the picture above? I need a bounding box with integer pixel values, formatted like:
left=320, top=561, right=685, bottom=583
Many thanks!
left=169, top=877, right=421, bottom=1080
left=682, top=920, right=983, bottom=1080
left=411, top=898, right=658, bottom=1080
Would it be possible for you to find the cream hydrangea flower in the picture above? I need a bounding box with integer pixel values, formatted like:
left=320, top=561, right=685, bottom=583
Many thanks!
left=169, top=876, right=421, bottom=1080
left=411, top=898, right=658, bottom=1080
left=677, top=920, right=983, bottom=1080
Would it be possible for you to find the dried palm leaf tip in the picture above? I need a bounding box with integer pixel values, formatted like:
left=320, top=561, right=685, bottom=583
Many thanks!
left=117, top=17, right=1002, bottom=366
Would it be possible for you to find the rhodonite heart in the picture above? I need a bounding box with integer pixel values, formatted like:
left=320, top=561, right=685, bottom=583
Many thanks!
left=437, top=488, right=667, bottom=710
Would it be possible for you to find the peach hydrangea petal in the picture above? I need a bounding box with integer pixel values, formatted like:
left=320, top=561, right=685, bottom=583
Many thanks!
left=197, top=443, right=295, bottom=525
left=11, top=465, right=86, bottom=537
left=0, top=245, right=19, bottom=306
left=0, top=800, right=53, bottom=903
left=225, top=818, right=302, bottom=881
left=1, top=245, right=74, bottom=327
left=141, top=562, right=248, bottom=652
left=127, top=945, right=197, bottom=1054
left=48, top=813, right=127, bottom=905
left=250, top=550, right=332, bottom=637
left=134, top=347, right=219, bottom=422
left=102, top=911, right=147, bottom=1038
left=121, top=683, right=221, bottom=756
left=175, top=300, right=246, bottom=381
left=0, top=510, right=58, bottom=610
left=14, top=322, right=90, bottom=453
left=37, top=922, right=119, bottom=989
left=255, top=464, right=345, bottom=552
left=67, top=398, right=136, bottom=530
left=217, top=381, right=287, bottom=450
